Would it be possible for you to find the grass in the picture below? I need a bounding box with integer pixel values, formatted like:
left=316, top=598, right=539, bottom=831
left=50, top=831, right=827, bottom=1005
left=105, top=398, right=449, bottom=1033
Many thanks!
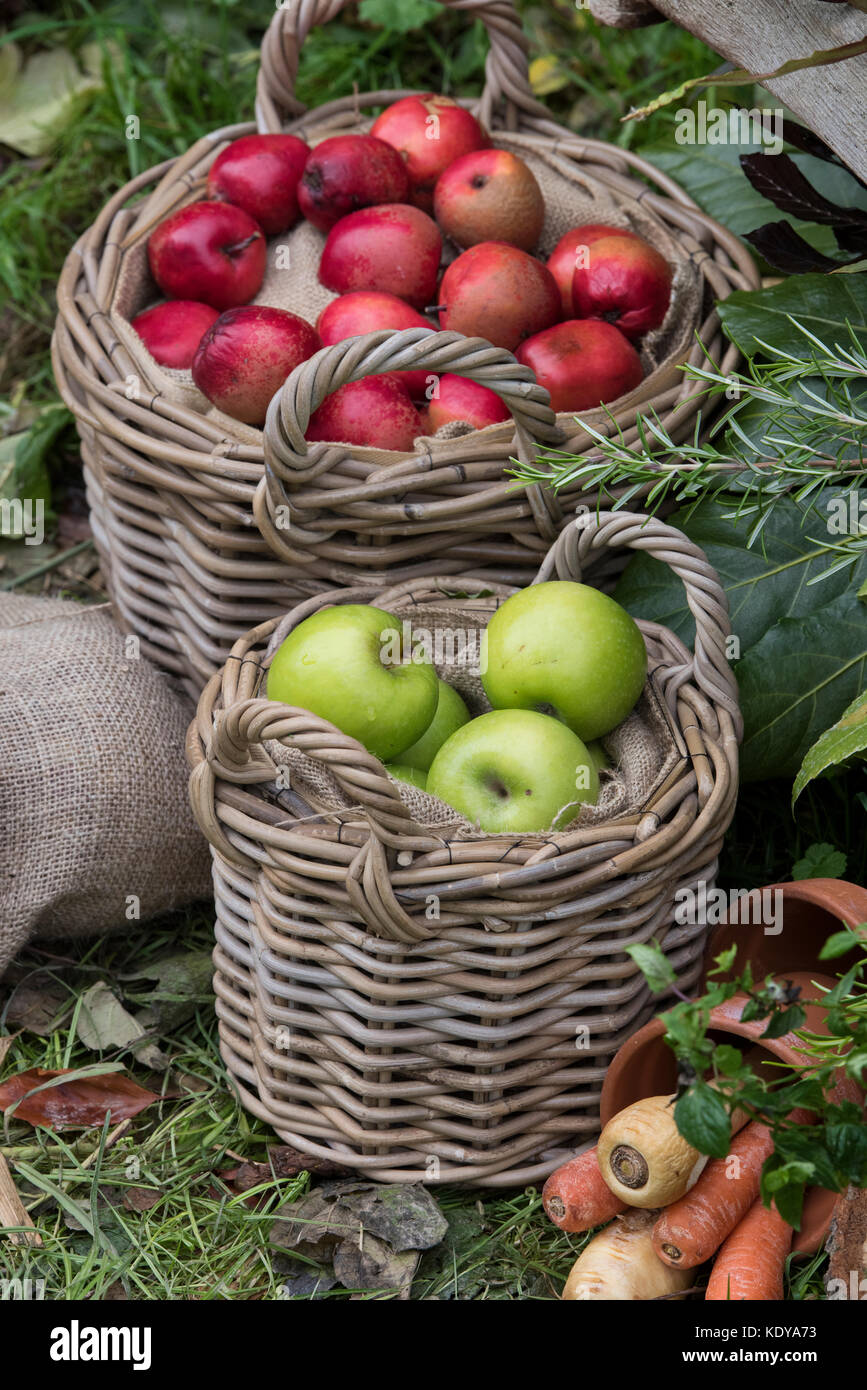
left=0, top=0, right=849, bottom=1303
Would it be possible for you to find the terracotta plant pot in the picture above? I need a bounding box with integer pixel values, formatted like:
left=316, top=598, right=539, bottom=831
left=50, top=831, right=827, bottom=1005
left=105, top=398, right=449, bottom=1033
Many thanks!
left=702, top=877, right=867, bottom=985
left=600, top=971, right=861, bottom=1255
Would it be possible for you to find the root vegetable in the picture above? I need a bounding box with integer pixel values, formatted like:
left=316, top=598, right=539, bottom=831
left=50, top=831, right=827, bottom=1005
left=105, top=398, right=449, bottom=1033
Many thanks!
left=543, top=1146, right=627, bottom=1233
left=705, top=1198, right=793, bottom=1301
left=652, top=1108, right=812, bottom=1268
left=562, top=1209, right=694, bottom=1301
left=597, top=1094, right=712, bottom=1208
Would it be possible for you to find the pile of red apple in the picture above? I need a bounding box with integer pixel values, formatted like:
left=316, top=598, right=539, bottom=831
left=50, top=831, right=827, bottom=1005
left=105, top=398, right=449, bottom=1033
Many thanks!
left=135, top=94, right=672, bottom=448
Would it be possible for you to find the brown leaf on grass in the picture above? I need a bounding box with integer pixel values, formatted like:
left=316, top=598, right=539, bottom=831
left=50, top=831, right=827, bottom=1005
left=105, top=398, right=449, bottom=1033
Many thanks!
left=0, top=1033, right=20, bottom=1067
left=5, top=975, right=69, bottom=1035
left=214, top=1146, right=351, bottom=1204
left=122, top=1187, right=161, bottom=1213
left=0, top=1067, right=159, bottom=1130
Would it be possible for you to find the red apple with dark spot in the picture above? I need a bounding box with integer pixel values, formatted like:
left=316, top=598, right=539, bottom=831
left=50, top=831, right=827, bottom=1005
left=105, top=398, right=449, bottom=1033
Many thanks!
left=437, top=242, right=560, bottom=351
left=426, top=374, right=511, bottom=432
left=131, top=300, right=220, bottom=368
left=319, top=204, right=442, bottom=311
left=298, top=134, right=411, bottom=232
left=306, top=375, right=424, bottom=451
left=571, top=234, right=672, bottom=340
left=192, top=305, right=321, bottom=426
left=371, top=93, right=489, bottom=211
left=206, top=134, right=310, bottom=235
left=148, top=202, right=266, bottom=310
left=317, top=291, right=433, bottom=399
left=434, top=149, right=544, bottom=251
left=515, top=319, right=643, bottom=412
left=548, top=224, right=640, bottom=317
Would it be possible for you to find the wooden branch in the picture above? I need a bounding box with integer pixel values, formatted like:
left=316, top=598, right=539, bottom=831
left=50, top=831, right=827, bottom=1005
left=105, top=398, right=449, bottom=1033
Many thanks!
left=0, top=1153, right=42, bottom=1248
left=826, top=1185, right=867, bottom=1300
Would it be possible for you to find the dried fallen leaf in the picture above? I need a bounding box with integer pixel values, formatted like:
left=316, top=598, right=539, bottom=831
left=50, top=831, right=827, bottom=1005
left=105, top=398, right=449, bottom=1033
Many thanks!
left=0, top=1032, right=20, bottom=1067
left=122, top=1187, right=161, bottom=1213
left=5, top=975, right=68, bottom=1035
left=0, top=1067, right=159, bottom=1130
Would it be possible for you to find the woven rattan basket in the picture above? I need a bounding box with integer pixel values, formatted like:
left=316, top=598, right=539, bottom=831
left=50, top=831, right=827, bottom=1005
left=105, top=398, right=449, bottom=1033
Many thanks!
left=187, top=510, right=742, bottom=1185
left=53, top=0, right=759, bottom=698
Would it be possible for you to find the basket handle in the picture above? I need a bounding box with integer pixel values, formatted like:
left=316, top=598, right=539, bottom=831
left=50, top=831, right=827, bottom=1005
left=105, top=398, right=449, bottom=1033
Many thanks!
left=534, top=510, right=743, bottom=739
left=255, top=326, right=564, bottom=564
left=256, top=0, right=545, bottom=133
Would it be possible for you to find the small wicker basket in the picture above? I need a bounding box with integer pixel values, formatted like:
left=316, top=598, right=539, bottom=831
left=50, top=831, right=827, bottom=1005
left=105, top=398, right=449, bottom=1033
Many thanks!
left=187, top=510, right=741, bottom=1185
left=53, top=0, right=759, bottom=697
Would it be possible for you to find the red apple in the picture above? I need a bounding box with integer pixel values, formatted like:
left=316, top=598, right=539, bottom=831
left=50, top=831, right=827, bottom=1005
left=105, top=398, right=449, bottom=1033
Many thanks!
left=434, top=149, right=544, bottom=251
left=548, top=224, right=640, bottom=317
left=298, top=134, right=411, bottom=232
left=148, top=202, right=266, bottom=310
left=317, top=291, right=433, bottom=399
left=319, top=204, right=442, bottom=311
left=206, top=134, right=310, bottom=236
left=371, top=93, right=489, bottom=211
left=515, top=319, right=643, bottom=412
left=306, top=375, right=423, bottom=450
left=571, top=234, right=672, bottom=340
left=438, top=242, right=560, bottom=351
left=130, top=300, right=220, bottom=368
left=192, top=305, right=321, bottom=426
left=426, top=374, right=511, bottom=432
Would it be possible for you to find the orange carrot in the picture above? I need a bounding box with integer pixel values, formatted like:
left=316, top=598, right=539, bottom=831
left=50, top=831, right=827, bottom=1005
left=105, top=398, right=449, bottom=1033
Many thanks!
left=705, top=1198, right=793, bottom=1301
left=654, top=1106, right=813, bottom=1268
left=543, top=1146, right=627, bottom=1233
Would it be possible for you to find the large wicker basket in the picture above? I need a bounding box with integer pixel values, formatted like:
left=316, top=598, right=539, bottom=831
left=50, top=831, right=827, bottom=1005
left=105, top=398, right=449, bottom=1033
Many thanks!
left=187, top=510, right=742, bottom=1185
left=53, top=0, right=759, bottom=697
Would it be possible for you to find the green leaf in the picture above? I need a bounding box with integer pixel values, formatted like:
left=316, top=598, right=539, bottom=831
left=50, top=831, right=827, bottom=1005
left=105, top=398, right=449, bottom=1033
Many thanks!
left=792, top=842, right=848, bottom=879
left=761, top=1160, right=812, bottom=1228
left=793, top=687, right=867, bottom=803
left=825, top=1123, right=867, bottom=1184
left=0, top=404, right=66, bottom=535
left=718, top=272, right=867, bottom=358
left=822, top=963, right=860, bottom=1007
left=674, top=1083, right=731, bottom=1159
left=358, top=0, right=440, bottom=33
left=713, top=1044, right=745, bottom=1077
left=615, top=493, right=867, bottom=782
left=640, top=144, right=857, bottom=257
left=819, top=926, right=864, bottom=960
left=761, top=1004, right=806, bottom=1039
left=0, top=46, right=102, bottom=156
left=625, top=940, right=676, bottom=995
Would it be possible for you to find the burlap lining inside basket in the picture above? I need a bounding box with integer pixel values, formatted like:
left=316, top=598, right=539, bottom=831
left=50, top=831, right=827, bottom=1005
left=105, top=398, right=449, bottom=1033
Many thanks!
left=262, top=604, right=684, bottom=838
left=109, top=122, right=702, bottom=455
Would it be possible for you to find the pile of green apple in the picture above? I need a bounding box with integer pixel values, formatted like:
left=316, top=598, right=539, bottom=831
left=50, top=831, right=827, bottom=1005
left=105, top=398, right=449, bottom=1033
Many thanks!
left=266, top=580, right=647, bottom=834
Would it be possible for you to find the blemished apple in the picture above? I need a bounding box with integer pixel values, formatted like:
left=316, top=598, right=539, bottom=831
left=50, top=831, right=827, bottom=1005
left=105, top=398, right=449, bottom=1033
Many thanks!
left=385, top=764, right=429, bottom=791
left=547, top=224, right=639, bottom=317
left=319, top=204, right=443, bottom=311
left=571, top=234, right=672, bottom=341
left=438, top=242, right=560, bottom=352
left=298, top=134, right=410, bottom=232
left=130, top=300, right=220, bottom=369
left=433, top=148, right=544, bottom=251
left=206, top=134, right=310, bottom=235
left=427, top=709, right=598, bottom=834
left=306, top=375, right=424, bottom=451
left=192, top=306, right=321, bottom=426
left=515, top=319, right=643, bottom=413
left=148, top=202, right=266, bottom=310
left=371, top=93, right=489, bottom=211
left=424, top=373, right=511, bottom=432
left=266, top=604, right=438, bottom=762
left=316, top=292, right=433, bottom=400
left=481, top=580, right=647, bottom=742
left=397, top=678, right=471, bottom=771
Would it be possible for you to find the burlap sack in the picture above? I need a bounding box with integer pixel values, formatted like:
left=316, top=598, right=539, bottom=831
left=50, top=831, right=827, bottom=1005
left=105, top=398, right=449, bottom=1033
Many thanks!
left=109, top=122, right=703, bottom=448
left=0, top=595, right=212, bottom=978
left=262, top=603, right=685, bottom=838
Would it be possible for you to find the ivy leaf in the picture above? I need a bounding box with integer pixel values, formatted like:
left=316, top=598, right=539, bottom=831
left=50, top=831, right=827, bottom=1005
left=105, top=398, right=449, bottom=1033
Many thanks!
left=793, top=688, right=867, bottom=803
left=793, top=843, right=848, bottom=879
left=625, top=941, right=676, bottom=995
left=674, top=1083, right=731, bottom=1159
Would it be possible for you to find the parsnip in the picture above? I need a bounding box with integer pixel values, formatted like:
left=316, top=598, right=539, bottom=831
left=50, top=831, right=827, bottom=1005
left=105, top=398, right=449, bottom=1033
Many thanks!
left=562, top=1209, right=693, bottom=1301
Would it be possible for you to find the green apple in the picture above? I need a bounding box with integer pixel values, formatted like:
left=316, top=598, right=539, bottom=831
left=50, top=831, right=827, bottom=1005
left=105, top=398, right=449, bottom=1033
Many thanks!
left=481, top=580, right=646, bottom=742
left=266, top=604, right=437, bottom=762
left=385, top=763, right=429, bottom=790
left=585, top=740, right=608, bottom=776
left=427, top=708, right=598, bottom=833
left=397, top=678, right=471, bottom=771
